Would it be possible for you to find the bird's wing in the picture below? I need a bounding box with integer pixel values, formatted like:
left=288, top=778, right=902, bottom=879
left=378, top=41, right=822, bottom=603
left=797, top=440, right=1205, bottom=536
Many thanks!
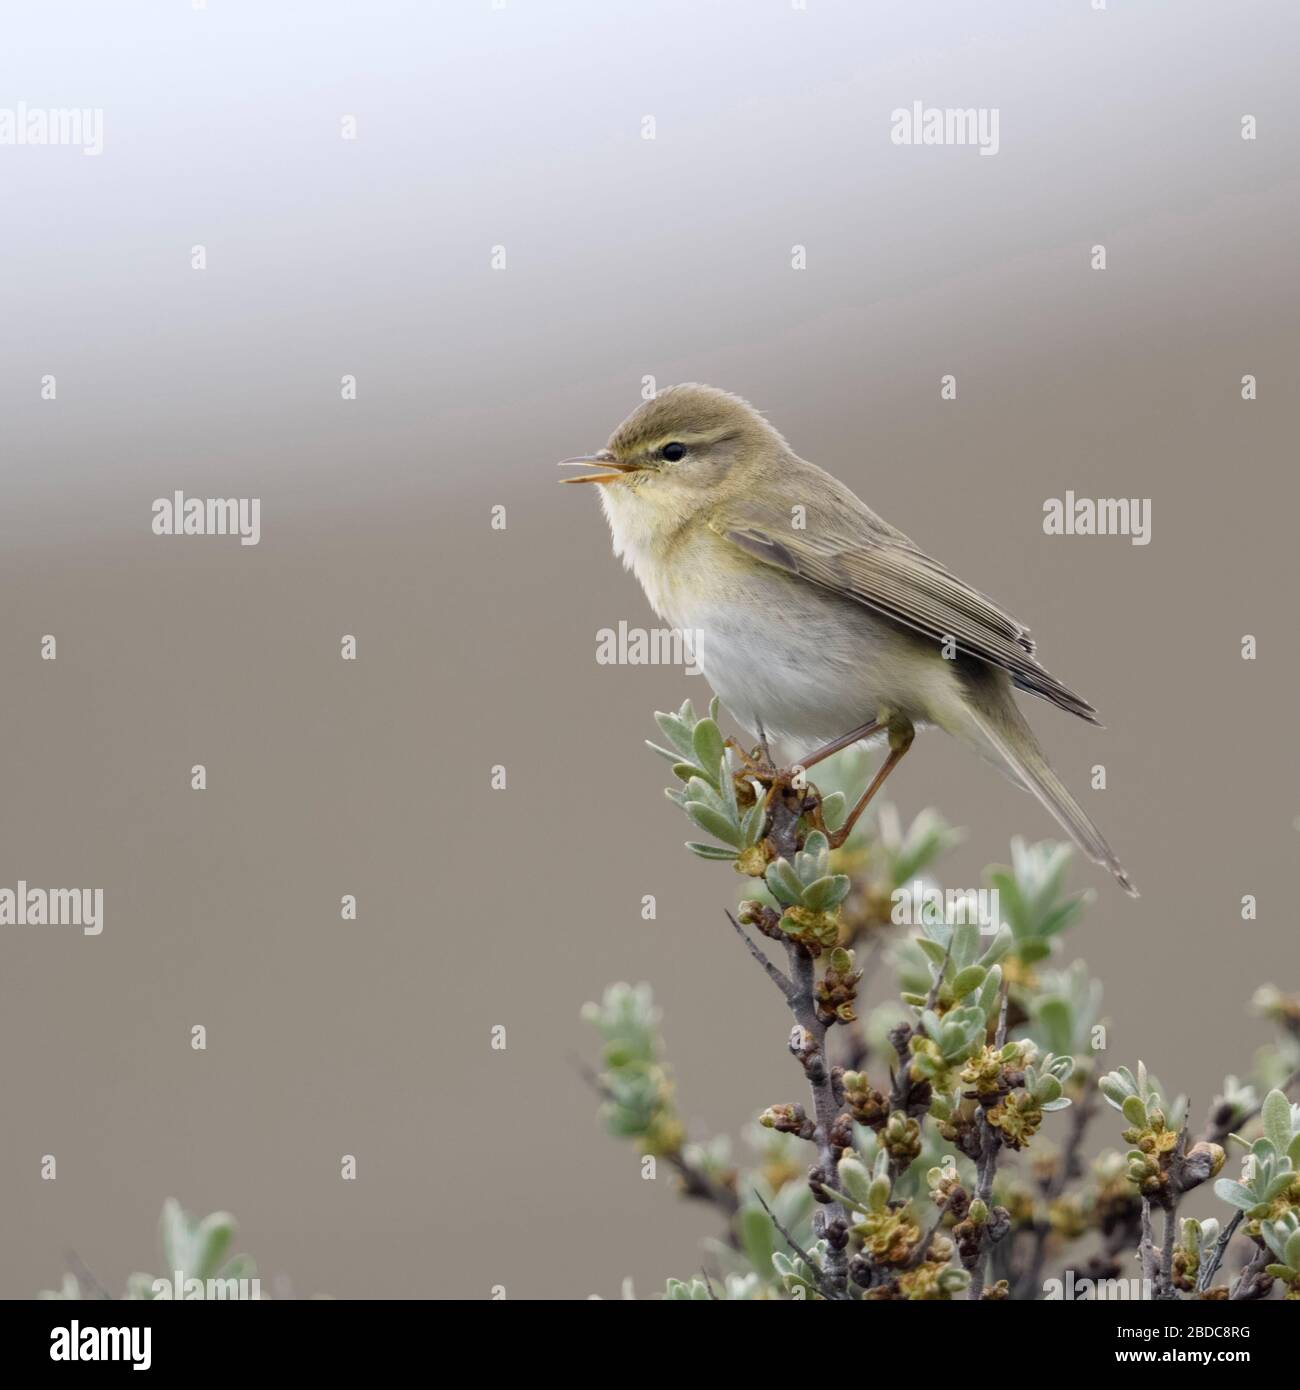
left=708, top=500, right=1100, bottom=724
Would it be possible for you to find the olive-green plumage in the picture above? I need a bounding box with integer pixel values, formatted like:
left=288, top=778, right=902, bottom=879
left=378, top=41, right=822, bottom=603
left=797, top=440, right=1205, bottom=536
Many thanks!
left=562, top=384, right=1136, bottom=896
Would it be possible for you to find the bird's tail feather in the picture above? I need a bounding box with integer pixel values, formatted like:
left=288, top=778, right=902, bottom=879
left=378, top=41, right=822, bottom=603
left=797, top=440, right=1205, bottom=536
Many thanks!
left=957, top=691, right=1138, bottom=898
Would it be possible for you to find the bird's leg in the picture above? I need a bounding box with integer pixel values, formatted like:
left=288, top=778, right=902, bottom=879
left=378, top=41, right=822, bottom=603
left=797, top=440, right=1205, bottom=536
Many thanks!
left=727, top=718, right=778, bottom=782
left=755, top=718, right=773, bottom=768
left=827, top=718, right=915, bottom=850
left=794, top=719, right=885, bottom=774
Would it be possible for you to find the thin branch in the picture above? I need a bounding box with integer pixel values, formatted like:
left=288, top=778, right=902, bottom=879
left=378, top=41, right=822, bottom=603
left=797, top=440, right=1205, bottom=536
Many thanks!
left=571, top=1057, right=740, bottom=1216
left=923, top=936, right=954, bottom=1013
left=65, top=1249, right=113, bottom=1301
left=1159, top=1200, right=1182, bottom=1301
left=1229, top=1242, right=1271, bottom=1301
left=1139, top=1198, right=1158, bottom=1298
left=753, top=1189, right=845, bottom=1302
left=1197, top=1210, right=1242, bottom=1293
left=1201, top=1067, right=1300, bottom=1146
left=724, top=910, right=795, bottom=1003
left=904, top=1208, right=947, bottom=1270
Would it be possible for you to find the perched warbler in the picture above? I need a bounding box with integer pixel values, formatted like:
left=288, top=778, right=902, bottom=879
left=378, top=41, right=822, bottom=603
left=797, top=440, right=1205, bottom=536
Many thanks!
left=561, top=384, right=1136, bottom=897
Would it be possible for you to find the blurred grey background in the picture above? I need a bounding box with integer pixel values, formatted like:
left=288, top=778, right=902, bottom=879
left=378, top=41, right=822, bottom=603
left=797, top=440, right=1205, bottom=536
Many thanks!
left=1, top=0, right=1297, bottom=1297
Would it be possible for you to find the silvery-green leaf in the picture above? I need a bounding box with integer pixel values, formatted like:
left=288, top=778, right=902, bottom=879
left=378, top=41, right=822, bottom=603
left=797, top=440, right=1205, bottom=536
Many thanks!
left=976, top=967, right=1002, bottom=1020
left=1212, top=1179, right=1257, bottom=1210
left=191, top=1212, right=235, bottom=1279
left=655, top=711, right=696, bottom=759
left=1122, top=1095, right=1147, bottom=1126
left=765, top=859, right=805, bottom=907
left=950, top=965, right=986, bottom=999
left=686, top=842, right=738, bottom=861
left=717, top=757, right=739, bottom=821
left=692, top=719, right=726, bottom=785
left=820, top=791, right=846, bottom=832
left=916, top=937, right=949, bottom=967
left=1261, top=1089, right=1293, bottom=1156
left=802, top=875, right=850, bottom=912
left=976, top=926, right=1013, bottom=968
left=737, top=1205, right=777, bottom=1274
left=160, top=1199, right=188, bottom=1275
left=1041, top=1098, right=1072, bottom=1111
left=1036, top=1075, right=1063, bottom=1105
left=684, top=776, right=725, bottom=814
left=951, top=923, right=979, bottom=969
left=645, top=740, right=681, bottom=764
left=685, top=802, right=741, bottom=847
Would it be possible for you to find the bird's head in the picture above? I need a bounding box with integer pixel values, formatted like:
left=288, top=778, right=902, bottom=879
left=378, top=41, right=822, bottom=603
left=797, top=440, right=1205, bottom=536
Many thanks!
left=558, top=384, right=788, bottom=520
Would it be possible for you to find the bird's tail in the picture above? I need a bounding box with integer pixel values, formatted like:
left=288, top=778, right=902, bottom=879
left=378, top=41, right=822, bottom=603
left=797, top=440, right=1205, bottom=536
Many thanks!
left=951, top=682, right=1139, bottom=898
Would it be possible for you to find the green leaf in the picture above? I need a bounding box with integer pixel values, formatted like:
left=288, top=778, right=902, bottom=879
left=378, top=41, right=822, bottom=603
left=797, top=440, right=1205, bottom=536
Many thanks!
left=737, top=1205, right=777, bottom=1275
left=191, top=1213, right=235, bottom=1280
left=1098, top=1075, right=1129, bottom=1108
left=714, top=763, right=738, bottom=826
left=916, top=937, right=949, bottom=967
left=1213, top=1179, right=1257, bottom=1211
left=765, top=860, right=805, bottom=907
left=685, top=802, right=741, bottom=847
left=820, top=790, right=846, bottom=832
left=686, top=842, right=738, bottom=861
left=802, top=875, right=850, bottom=912
left=654, top=711, right=697, bottom=759
left=950, top=965, right=987, bottom=999
left=692, top=719, right=726, bottom=785
left=645, top=740, right=681, bottom=764
left=1261, top=1089, right=1292, bottom=1156
left=1035, top=997, right=1074, bottom=1057
left=951, top=923, right=979, bottom=969
left=1121, top=1095, right=1147, bottom=1126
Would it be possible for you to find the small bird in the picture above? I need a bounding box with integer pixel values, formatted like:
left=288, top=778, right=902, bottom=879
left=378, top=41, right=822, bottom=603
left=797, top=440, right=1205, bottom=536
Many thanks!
left=561, top=384, right=1136, bottom=896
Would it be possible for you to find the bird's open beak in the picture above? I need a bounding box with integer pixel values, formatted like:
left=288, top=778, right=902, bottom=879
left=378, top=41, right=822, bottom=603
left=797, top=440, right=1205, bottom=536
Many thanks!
left=557, top=450, right=639, bottom=485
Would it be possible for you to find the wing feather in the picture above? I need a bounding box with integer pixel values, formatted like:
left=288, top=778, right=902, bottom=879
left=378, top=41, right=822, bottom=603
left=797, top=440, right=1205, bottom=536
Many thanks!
left=711, top=506, right=1100, bottom=725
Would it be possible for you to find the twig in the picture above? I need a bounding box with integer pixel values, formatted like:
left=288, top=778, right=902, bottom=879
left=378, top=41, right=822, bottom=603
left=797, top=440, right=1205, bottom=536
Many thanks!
left=923, top=936, right=954, bottom=1013
left=1229, top=1241, right=1271, bottom=1301
left=571, top=1057, right=740, bottom=1216
left=753, top=1189, right=845, bottom=1302
left=65, top=1249, right=113, bottom=1301
left=1139, top=1199, right=1158, bottom=1297
left=1197, top=1210, right=1242, bottom=1292
left=904, top=1208, right=948, bottom=1270
left=1158, top=1199, right=1182, bottom=1300
left=724, top=910, right=795, bottom=1003
left=1201, top=1067, right=1300, bottom=1146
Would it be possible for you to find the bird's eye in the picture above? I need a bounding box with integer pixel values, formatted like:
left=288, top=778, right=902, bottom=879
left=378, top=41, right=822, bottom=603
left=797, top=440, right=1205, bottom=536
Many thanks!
left=661, top=442, right=687, bottom=462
